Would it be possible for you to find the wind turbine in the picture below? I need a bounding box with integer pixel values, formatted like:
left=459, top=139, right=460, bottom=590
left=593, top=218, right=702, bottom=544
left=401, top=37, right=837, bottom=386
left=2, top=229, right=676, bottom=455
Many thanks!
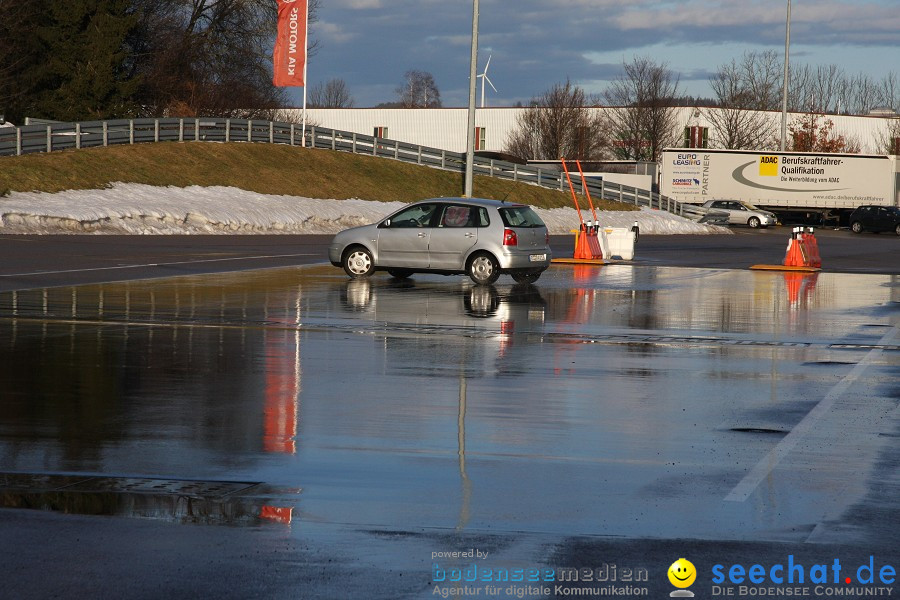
left=477, top=55, right=497, bottom=108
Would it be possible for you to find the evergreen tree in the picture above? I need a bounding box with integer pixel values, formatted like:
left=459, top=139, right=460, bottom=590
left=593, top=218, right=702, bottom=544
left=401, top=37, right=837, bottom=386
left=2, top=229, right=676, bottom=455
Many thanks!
left=28, top=0, right=139, bottom=120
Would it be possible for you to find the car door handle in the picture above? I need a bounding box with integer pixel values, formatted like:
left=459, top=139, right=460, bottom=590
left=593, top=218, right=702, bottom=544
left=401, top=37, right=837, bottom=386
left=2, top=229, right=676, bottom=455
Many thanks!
left=464, top=233, right=475, bottom=238
left=417, top=232, right=427, bottom=238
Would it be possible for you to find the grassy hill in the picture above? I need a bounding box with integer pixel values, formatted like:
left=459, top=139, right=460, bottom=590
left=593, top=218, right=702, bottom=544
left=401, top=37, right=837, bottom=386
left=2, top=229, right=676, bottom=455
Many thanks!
left=0, top=141, right=636, bottom=211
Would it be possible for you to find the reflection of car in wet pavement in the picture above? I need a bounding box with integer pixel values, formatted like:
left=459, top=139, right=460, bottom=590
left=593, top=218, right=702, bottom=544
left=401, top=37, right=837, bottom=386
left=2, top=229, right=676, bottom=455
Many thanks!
left=700, top=199, right=777, bottom=228
left=336, top=278, right=547, bottom=376
left=328, top=197, right=552, bottom=285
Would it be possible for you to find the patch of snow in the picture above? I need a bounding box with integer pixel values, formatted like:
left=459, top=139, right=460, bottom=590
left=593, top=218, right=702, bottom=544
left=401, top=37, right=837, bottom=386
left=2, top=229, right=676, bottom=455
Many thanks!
left=0, top=183, right=730, bottom=235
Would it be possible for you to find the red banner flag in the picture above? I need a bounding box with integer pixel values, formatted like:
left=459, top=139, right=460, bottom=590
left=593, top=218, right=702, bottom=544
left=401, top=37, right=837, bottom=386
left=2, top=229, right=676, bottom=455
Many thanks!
left=273, top=0, right=308, bottom=87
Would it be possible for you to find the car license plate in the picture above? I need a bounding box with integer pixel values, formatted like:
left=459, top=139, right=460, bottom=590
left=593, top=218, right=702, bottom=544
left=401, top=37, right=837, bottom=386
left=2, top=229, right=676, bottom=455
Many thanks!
left=529, top=254, right=546, bottom=262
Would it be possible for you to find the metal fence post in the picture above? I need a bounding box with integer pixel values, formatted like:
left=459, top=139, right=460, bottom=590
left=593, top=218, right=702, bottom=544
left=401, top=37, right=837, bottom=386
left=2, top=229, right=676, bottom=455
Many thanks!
left=290, top=124, right=295, bottom=146
left=441, top=150, right=445, bottom=168
left=332, top=129, right=336, bottom=151
left=310, top=126, right=315, bottom=148
left=16, top=128, right=22, bottom=155
left=373, top=136, right=378, bottom=156
left=513, top=164, right=518, bottom=181
left=269, top=122, right=274, bottom=144
left=394, top=140, right=399, bottom=159
left=247, top=120, right=253, bottom=142
left=537, top=169, right=542, bottom=187
left=194, top=119, right=199, bottom=141
left=129, top=120, right=134, bottom=144
left=352, top=133, right=357, bottom=154
left=46, top=125, right=52, bottom=152
left=225, top=119, right=230, bottom=143
left=154, top=119, right=159, bottom=143
left=75, top=123, right=81, bottom=149
left=179, top=119, right=184, bottom=142
left=417, top=146, right=422, bottom=165
left=103, top=122, right=108, bottom=147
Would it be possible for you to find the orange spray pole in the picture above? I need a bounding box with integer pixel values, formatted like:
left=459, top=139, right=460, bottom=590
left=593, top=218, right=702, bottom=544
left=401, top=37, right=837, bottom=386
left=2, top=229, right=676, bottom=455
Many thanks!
left=560, top=159, right=585, bottom=225
left=574, top=160, right=599, bottom=223
left=561, top=158, right=594, bottom=259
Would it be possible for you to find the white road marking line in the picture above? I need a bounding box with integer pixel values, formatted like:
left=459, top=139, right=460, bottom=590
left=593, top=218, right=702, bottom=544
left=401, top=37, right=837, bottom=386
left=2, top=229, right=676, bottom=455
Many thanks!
left=0, top=254, right=317, bottom=278
left=725, top=325, right=899, bottom=503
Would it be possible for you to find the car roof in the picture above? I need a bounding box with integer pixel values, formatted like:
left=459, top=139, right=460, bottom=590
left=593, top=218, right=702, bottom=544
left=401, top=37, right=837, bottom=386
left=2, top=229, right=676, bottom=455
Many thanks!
left=421, top=197, right=525, bottom=208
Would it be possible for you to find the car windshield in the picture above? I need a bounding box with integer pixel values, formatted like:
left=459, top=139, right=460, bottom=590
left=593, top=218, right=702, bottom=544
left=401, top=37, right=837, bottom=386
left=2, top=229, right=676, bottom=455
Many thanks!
left=499, top=206, right=545, bottom=228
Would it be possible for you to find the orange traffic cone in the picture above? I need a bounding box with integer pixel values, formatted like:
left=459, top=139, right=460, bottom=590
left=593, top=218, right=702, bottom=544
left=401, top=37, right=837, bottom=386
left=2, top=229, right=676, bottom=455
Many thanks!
left=574, top=224, right=593, bottom=259
left=801, top=228, right=821, bottom=268
left=783, top=228, right=809, bottom=267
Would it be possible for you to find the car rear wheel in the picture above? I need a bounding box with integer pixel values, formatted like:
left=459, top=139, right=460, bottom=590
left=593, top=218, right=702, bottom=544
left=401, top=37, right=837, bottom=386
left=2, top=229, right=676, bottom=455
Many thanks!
left=850, top=221, right=863, bottom=234
left=511, top=271, right=542, bottom=284
left=467, top=252, right=500, bottom=285
left=342, top=247, right=375, bottom=278
left=748, top=216, right=761, bottom=229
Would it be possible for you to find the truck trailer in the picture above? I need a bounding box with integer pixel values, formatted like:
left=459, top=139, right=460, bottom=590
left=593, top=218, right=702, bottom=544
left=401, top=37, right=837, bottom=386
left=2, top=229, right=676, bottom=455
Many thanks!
left=660, top=148, right=900, bottom=225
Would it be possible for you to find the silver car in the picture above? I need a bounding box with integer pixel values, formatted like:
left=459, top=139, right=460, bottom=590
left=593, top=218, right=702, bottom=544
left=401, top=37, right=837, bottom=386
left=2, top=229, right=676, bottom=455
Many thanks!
left=328, top=197, right=552, bottom=285
left=700, top=199, right=777, bottom=228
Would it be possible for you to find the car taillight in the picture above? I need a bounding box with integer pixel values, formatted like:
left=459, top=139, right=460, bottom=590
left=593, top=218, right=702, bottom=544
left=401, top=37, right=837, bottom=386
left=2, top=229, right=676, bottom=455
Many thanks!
left=503, top=228, right=517, bottom=246
left=545, top=231, right=550, bottom=244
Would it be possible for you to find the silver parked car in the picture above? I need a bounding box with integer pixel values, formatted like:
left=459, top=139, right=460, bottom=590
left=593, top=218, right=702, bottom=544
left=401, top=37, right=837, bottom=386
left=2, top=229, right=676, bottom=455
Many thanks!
left=700, top=199, right=777, bottom=228
left=328, top=197, right=552, bottom=285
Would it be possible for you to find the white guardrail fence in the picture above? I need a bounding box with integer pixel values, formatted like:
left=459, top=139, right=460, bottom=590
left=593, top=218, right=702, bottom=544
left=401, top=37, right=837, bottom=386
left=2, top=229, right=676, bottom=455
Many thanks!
left=0, top=117, right=700, bottom=220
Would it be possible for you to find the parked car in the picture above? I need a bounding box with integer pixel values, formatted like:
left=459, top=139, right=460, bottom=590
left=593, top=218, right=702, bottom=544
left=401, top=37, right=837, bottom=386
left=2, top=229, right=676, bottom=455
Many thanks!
left=328, top=197, right=552, bottom=285
left=848, top=205, right=900, bottom=235
left=700, top=199, right=777, bottom=228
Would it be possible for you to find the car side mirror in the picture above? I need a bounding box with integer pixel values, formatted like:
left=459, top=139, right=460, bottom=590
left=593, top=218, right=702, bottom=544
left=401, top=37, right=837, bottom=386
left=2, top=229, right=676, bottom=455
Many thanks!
left=379, top=219, right=391, bottom=228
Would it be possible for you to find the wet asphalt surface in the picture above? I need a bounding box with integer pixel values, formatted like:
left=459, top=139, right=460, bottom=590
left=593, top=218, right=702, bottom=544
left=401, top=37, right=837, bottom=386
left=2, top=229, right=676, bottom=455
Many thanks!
left=0, top=230, right=898, bottom=599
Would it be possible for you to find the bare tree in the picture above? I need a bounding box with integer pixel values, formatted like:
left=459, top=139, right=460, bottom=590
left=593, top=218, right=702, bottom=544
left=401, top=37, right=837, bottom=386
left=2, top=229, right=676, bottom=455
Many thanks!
left=705, top=59, right=777, bottom=149
left=309, top=78, right=354, bottom=108
left=396, top=70, right=442, bottom=108
left=739, top=50, right=783, bottom=110
left=504, top=79, right=606, bottom=161
left=603, top=56, right=681, bottom=161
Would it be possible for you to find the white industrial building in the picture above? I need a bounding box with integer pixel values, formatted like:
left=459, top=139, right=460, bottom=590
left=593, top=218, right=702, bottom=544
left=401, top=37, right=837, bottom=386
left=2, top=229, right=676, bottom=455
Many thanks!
left=285, top=106, right=898, bottom=157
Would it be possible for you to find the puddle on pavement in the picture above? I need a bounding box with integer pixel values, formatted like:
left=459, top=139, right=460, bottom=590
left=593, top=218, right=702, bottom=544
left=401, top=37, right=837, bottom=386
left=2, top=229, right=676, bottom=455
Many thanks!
left=0, top=472, right=297, bottom=525
left=0, top=265, right=897, bottom=539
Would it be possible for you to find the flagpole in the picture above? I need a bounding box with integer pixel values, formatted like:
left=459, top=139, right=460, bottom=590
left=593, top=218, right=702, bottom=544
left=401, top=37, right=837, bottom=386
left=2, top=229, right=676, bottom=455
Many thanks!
left=301, top=0, right=309, bottom=148
left=464, top=0, right=479, bottom=197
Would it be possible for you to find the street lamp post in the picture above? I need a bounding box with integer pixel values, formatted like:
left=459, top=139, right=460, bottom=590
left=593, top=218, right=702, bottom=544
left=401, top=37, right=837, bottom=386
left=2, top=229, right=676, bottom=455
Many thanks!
left=780, top=0, right=791, bottom=151
left=464, top=0, right=479, bottom=197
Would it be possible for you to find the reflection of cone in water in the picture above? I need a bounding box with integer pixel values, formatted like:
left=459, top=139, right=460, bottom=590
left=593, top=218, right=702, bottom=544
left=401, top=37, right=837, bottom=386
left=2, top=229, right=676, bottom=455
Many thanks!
left=574, top=225, right=593, bottom=259
left=572, top=264, right=594, bottom=283
left=785, top=272, right=819, bottom=306
left=784, top=272, right=804, bottom=305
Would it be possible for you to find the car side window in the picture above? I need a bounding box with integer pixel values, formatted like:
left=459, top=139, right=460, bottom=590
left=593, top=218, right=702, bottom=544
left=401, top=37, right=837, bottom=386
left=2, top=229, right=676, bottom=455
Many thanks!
left=389, top=204, right=438, bottom=228
left=711, top=201, right=726, bottom=209
left=439, top=205, right=472, bottom=228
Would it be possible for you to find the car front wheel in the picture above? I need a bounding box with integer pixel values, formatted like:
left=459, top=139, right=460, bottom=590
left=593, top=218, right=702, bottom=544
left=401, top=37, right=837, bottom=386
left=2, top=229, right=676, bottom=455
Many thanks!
left=342, top=247, right=375, bottom=278
left=895, top=224, right=900, bottom=236
left=467, top=253, right=500, bottom=285
left=850, top=221, right=863, bottom=234
left=748, top=216, right=761, bottom=229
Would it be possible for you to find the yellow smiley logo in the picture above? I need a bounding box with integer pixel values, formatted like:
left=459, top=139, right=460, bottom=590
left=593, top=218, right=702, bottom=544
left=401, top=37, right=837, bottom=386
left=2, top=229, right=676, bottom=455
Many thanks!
left=668, top=558, right=697, bottom=588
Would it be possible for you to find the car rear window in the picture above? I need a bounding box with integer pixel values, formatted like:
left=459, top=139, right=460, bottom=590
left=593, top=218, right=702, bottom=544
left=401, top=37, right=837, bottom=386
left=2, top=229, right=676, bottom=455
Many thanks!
left=499, top=206, right=545, bottom=228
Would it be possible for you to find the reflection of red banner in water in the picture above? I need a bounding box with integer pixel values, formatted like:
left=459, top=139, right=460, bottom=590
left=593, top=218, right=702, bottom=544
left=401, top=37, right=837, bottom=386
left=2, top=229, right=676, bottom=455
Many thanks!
left=264, top=330, right=300, bottom=454
left=260, top=505, right=293, bottom=524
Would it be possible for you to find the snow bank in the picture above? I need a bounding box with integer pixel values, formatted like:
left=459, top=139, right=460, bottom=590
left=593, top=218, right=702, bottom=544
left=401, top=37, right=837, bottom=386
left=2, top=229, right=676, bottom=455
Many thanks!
left=0, top=183, right=730, bottom=235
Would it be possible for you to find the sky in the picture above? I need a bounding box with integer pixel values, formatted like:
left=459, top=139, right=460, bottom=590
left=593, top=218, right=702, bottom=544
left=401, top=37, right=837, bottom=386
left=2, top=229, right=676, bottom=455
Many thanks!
left=296, top=0, right=900, bottom=108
